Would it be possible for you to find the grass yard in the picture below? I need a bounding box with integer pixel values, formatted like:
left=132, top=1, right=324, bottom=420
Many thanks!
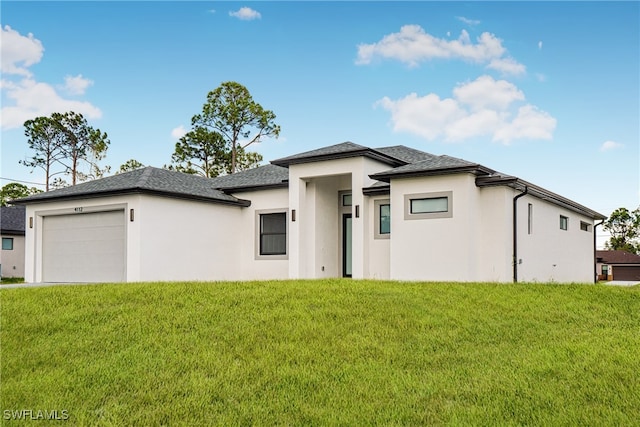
left=1, top=280, right=638, bottom=426
left=0, top=278, right=24, bottom=285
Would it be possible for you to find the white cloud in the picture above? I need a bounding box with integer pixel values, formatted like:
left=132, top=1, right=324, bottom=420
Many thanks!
left=538, top=41, right=543, bottom=50
left=600, top=140, right=624, bottom=151
left=356, top=25, right=525, bottom=75
left=535, top=73, right=547, bottom=82
left=1, top=78, right=102, bottom=130
left=492, top=105, right=556, bottom=144
left=376, top=93, right=463, bottom=140
left=457, top=16, right=481, bottom=26
left=62, top=74, right=94, bottom=95
left=375, top=75, right=556, bottom=144
left=229, top=7, right=261, bottom=20
left=487, top=57, right=526, bottom=75
left=453, top=75, right=524, bottom=111
left=171, top=125, right=187, bottom=139
left=1, top=25, right=44, bottom=76
left=0, top=27, right=101, bottom=130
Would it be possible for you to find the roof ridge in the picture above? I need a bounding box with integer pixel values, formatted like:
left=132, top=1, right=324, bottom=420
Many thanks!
left=137, top=166, right=156, bottom=188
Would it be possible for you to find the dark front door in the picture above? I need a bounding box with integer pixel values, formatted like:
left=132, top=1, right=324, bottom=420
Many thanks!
left=343, top=213, right=352, bottom=277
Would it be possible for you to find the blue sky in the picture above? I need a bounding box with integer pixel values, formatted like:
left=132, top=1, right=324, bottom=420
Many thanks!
left=1, top=1, right=638, bottom=245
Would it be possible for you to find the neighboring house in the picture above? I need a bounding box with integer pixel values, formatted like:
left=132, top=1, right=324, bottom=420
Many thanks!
left=1, top=205, right=26, bottom=278
left=596, top=250, right=640, bottom=281
left=14, top=142, right=605, bottom=284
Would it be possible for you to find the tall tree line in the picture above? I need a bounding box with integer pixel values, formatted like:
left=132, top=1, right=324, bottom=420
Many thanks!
left=21, top=112, right=110, bottom=191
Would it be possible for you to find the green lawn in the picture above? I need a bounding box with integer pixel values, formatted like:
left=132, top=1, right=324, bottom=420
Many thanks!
left=1, top=280, right=638, bottom=426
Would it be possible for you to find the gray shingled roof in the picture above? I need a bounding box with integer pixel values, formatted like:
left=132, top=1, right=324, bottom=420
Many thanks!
left=208, top=164, right=288, bottom=191
left=370, top=154, right=493, bottom=181
left=13, top=167, right=250, bottom=206
left=374, top=146, right=439, bottom=164
left=1, top=205, right=26, bottom=234
left=271, top=141, right=405, bottom=167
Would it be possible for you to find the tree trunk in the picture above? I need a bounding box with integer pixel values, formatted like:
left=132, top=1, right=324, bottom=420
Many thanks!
left=45, top=162, right=50, bottom=192
left=231, top=144, right=237, bottom=174
left=72, top=155, right=78, bottom=186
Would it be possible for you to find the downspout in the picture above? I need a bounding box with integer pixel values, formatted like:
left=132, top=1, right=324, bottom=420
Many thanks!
left=594, top=220, right=604, bottom=283
left=513, top=186, right=528, bottom=283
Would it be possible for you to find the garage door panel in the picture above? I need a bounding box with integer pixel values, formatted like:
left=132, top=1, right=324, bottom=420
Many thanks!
left=42, top=211, right=126, bottom=283
left=613, top=266, right=640, bottom=281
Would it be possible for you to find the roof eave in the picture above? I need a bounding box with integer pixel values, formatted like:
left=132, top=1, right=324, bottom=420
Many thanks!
left=271, top=149, right=406, bottom=168
left=370, top=165, right=492, bottom=183
left=362, top=185, right=390, bottom=196
left=0, top=230, right=25, bottom=236
left=11, top=188, right=251, bottom=208
left=217, top=182, right=289, bottom=194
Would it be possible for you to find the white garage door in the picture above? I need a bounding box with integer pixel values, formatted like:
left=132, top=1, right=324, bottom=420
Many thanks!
left=42, top=210, right=126, bottom=282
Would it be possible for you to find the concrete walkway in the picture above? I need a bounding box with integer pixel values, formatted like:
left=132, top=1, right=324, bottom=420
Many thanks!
left=602, top=281, right=639, bottom=287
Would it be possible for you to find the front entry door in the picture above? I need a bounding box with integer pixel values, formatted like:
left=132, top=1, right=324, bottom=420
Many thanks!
left=343, top=214, right=352, bottom=277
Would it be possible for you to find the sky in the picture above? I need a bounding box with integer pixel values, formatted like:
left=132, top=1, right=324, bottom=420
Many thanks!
left=1, top=1, right=638, bottom=247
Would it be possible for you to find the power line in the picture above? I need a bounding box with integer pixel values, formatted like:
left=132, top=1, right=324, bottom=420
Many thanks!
left=0, top=177, right=46, bottom=186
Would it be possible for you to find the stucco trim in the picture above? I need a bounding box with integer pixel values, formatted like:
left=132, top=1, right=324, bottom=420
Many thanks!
left=255, top=208, right=289, bottom=261
left=374, top=199, right=391, bottom=240
left=403, top=191, right=453, bottom=220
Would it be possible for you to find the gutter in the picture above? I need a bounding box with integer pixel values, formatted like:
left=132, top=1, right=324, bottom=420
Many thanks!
left=513, top=186, right=529, bottom=283
left=594, top=220, right=605, bottom=283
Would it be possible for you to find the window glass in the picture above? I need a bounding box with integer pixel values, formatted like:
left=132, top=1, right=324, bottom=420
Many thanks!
left=560, top=215, right=568, bottom=230
left=2, top=238, right=13, bottom=250
left=260, top=213, right=286, bottom=255
left=342, top=194, right=352, bottom=206
left=580, top=221, right=590, bottom=232
left=411, top=197, right=448, bottom=214
left=380, top=204, right=390, bottom=234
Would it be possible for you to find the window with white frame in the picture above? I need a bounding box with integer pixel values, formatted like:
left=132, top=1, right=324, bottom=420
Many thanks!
left=404, top=191, right=453, bottom=220
left=255, top=210, right=288, bottom=259
left=374, top=199, right=390, bottom=239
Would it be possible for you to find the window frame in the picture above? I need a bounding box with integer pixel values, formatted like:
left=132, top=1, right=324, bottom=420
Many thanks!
left=580, top=221, right=591, bottom=232
left=255, top=209, right=288, bottom=260
left=560, top=215, right=569, bottom=231
left=527, top=203, right=533, bottom=235
left=374, top=199, right=391, bottom=239
left=404, top=191, right=453, bottom=220
left=2, top=237, right=14, bottom=251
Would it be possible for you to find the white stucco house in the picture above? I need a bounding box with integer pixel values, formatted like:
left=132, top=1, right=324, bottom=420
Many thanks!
left=15, top=142, right=605, bottom=284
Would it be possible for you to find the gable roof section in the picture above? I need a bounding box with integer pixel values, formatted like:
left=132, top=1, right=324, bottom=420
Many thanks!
left=596, top=250, right=640, bottom=265
left=1, top=205, right=26, bottom=235
left=12, top=167, right=250, bottom=207
left=271, top=141, right=406, bottom=168
left=208, top=164, right=288, bottom=192
left=476, top=173, right=606, bottom=220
